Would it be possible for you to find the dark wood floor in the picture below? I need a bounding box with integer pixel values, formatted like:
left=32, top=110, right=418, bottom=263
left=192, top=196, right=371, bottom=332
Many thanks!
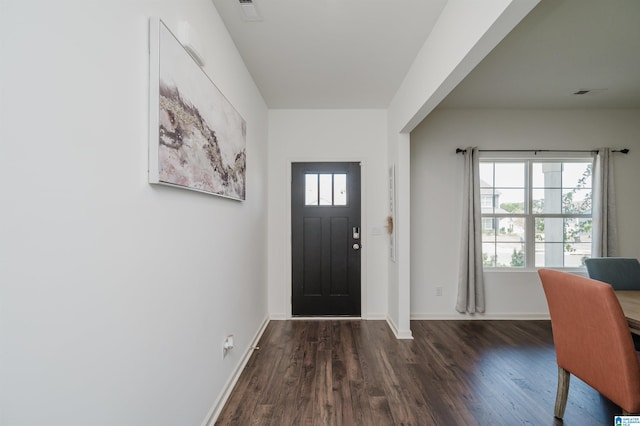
left=215, top=320, right=619, bottom=425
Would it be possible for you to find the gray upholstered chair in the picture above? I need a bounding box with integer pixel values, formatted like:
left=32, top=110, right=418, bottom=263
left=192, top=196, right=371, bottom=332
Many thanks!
left=585, top=257, right=640, bottom=350
left=584, top=258, right=640, bottom=290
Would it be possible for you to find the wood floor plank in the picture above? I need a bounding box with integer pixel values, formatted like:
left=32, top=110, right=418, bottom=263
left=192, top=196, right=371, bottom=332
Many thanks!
left=288, top=340, right=317, bottom=426
left=215, top=320, right=620, bottom=425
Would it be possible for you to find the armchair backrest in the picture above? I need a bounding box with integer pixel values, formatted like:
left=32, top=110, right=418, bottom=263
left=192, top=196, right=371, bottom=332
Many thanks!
left=538, top=269, right=640, bottom=413
left=584, top=257, right=640, bottom=290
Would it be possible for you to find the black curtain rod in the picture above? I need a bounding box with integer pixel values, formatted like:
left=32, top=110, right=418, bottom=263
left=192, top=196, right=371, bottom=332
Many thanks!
left=455, top=148, right=629, bottom=154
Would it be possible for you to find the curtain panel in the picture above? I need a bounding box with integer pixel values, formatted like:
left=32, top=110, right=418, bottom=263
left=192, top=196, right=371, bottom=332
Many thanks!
left=592, top=148, right=619, bottom=257
left=456, top=147, right=485, bottom=314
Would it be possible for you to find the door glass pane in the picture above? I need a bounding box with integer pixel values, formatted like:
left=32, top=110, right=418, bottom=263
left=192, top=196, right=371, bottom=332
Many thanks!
left=319, top=174, right=332, bottom=205
left=334, top=174, right=347, bottom=205
left=305, top=174, right=318, bottom=205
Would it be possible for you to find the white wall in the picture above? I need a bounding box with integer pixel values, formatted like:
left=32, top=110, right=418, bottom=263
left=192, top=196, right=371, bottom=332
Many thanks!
left=410, top=108, right=640, bottom=318
left=0, top=1, right=268, bottom=425
left=385, top=0, right=539, bottom=338
left=267, top=110, right=388, bottom=319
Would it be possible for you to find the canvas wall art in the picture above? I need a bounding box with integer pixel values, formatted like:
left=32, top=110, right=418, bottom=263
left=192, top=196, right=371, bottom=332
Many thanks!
left=149, top=18, right=246, bottom=200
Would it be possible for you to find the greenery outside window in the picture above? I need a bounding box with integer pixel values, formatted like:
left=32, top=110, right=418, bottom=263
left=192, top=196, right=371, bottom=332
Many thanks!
left=480, top=157, right=593, bottom=268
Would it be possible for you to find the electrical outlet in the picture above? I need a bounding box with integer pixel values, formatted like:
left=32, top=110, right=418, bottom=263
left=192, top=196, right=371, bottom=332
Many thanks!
left=435, top=286, right=443, bottom=296
left=223, top=334, right=234, bottom=359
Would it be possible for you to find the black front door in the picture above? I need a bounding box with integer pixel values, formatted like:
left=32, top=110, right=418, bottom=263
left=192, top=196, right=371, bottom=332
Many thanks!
left=291, top=162, right=361, bottom=316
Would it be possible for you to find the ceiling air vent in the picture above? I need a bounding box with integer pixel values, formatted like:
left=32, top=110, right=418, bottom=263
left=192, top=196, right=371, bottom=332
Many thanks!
left=238, top=0, right=262, bottom=22
left=573, top=88, right=607, bottom=96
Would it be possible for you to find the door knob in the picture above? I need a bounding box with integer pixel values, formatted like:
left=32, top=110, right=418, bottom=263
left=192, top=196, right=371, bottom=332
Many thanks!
left=353, top=243, right=360, bottom=250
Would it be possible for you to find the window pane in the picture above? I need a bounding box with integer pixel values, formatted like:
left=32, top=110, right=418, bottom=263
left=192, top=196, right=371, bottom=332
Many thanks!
left=535, top=217, right=564, bottom=242
left=482, top=217, right=525, bottom=267
left=532, top=162, right=562, bottom=188
left=494, top=188, right=525, bottom=213
left=319, top=174, right=332, bottom=205
left=495, top=217, right=525, bottom=242
left=565, top=243, right=590, bottom=267
left=534, top=217, right=592, bottom=267
left=482, top=218, right=497, bottom=236
left=494, top=163, right=524, bottom=187
left=535, top=241, right=591, bottom=268
left=482, top=243, right=497, bottom=267
left=563, top=162, right=592, bottom=189
left=535, top=218, right=565, bottom=266
left=562, top=188, right=591, bottom=214
left=564, top=221, right=591, bottom=265
left=305, top=174, right=318, bottom=205
left=496, top=243, right=526, bottom=267
left=535, top=242, right=565, bottom=267
left=564, top=218, right=593, bottom=244
left=532, top=188, right=562, bottom=214
left=479, top=163, right=494, bottom=187
left=333, top=174, right=347, bottom=205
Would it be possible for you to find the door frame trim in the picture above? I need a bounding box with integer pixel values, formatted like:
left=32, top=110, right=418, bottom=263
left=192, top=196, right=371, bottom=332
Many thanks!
left=285, top=158, right=368, bottom=319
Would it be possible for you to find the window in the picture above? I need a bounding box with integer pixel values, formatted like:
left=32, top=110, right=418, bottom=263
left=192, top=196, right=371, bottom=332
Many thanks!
left=481, top=194, right=494, bottom=208
left=305, top=173, right=347, bottom=206
left=480, top=157, right=593, bottom=268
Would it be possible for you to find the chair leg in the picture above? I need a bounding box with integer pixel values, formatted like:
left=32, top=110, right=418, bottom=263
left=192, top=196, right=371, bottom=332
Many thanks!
left=554, top=366, right=570, bottom=419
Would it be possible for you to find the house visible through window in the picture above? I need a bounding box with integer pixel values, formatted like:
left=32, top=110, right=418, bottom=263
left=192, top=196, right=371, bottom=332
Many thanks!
left=480, top=157, right=593, bottom=268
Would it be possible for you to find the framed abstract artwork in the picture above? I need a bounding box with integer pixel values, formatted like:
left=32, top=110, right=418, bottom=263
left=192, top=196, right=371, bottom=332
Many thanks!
left=149, top=18, right=246, bottom=200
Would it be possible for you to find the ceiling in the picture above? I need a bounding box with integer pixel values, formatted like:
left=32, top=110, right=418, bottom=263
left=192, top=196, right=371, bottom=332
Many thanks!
left=213, top=0, right=640, bottom=110
left=439, top=0, right=640, bottom=109
left=212, top=0, right=447, bottom=108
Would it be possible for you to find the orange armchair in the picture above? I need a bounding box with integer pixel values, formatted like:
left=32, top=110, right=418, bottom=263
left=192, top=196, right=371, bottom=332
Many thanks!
left=538, top=269, right=640, bottom=418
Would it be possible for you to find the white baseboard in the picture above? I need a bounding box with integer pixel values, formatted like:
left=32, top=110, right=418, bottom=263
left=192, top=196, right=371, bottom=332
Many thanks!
left=386, top=316, right=413, bottom=339
left=363, top=313, right=387, bottom=320
left=269, top=313, right=388, bottom=320
left=410, top=313, right=551, bottom=320
left=202, top=316, right=270, bottom=426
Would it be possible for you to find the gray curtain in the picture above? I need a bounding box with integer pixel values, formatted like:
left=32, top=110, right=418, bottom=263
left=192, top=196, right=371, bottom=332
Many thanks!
left=592, top=148, right=619, bottom=257
left=456, top=147, right=485, bottom=314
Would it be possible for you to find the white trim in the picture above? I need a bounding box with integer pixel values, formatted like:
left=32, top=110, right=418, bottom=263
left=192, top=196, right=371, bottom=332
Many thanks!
left=202, top=316, right=270, bottom=426
left=479, top=151, right=595, bottom=160
left=364, top=313, right=387, bottom=320
left=287, top=317, right=362, bottom=321
left=410, top=313, right=550, bottom=320
left=273, top=314, right=386, bottom=321
left=386, top=315, right=413, bottom=339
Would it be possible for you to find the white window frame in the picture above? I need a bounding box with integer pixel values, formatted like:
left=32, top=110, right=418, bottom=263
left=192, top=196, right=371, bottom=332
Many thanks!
left=480, top=152, right=594, bottom=270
